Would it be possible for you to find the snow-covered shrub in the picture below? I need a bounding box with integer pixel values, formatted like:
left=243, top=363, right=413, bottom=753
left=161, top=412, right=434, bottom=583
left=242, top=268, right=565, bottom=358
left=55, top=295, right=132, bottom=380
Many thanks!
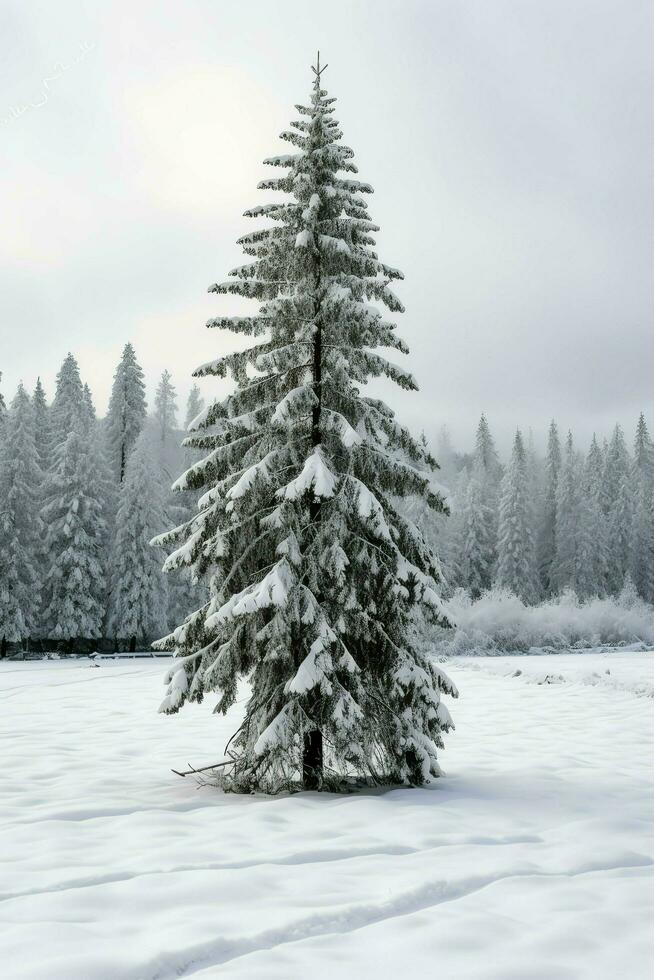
left=437, top=587, right=654, bottom=654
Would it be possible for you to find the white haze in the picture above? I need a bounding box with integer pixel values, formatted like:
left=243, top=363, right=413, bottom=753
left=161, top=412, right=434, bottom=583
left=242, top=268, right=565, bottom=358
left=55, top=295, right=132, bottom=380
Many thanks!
left=1, top=0, right=654, bottom=451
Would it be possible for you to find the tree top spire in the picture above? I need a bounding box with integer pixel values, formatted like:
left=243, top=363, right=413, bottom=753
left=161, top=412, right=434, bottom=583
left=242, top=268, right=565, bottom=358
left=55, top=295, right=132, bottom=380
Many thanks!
left=311, top=51, right=328, bottom=86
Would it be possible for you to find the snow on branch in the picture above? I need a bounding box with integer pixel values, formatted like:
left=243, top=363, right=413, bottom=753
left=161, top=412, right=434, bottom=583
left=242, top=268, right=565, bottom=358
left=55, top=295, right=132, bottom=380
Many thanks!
left=206, top=558, right=295, bottom=628
left=281, top=447, right=338, bottom=501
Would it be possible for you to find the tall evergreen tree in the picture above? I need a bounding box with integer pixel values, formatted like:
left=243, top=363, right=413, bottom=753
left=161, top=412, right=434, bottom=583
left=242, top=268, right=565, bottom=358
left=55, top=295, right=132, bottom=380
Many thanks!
left=496, top=430, right=538, bottom=601
left=155, top=59, right=456, bottom=793
left=105, top=343, right=147, bottom=482
left=154, top=371, right=183, bottom=476
left=32, top=378, right=50, bottom=475
left=552, top=432, right=578, bottom=593
left=575, top=490, right=600, bottom=599
left=0, top=386, right=42, bottom=654
left=603, top=425, right=630, bottom=513
left=41, top=416, right=107, bottom=651
left=605, top=425, right=633, bottom=593
left=50, top=353, right=85, bottom=447
left=474, top=413, right=501, bottom=479
left=456, top=462, right=495, bottom=598
left=185, top=384, right=205, bottom=431
left=154, top=370, right=179, bottom=452
left=630, top=414, right=654, bottom=600
left=537, top=420, right=561, bottom=594
left=470, top=413, right=501, bottom=582
left=86, top=381, right=118, bottom=622
left=107, top=435, right=168, bottom=649
left=583, top=435, right=609, bottom=595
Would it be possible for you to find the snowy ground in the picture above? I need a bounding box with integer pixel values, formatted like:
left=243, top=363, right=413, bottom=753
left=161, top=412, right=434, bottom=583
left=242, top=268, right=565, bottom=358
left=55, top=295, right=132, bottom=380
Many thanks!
left=1, top=653, right=653, bottom=979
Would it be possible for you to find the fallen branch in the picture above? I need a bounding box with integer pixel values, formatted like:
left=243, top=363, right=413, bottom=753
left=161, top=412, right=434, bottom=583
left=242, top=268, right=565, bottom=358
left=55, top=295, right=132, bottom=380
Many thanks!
left=171, top=760, right=234, bottom=778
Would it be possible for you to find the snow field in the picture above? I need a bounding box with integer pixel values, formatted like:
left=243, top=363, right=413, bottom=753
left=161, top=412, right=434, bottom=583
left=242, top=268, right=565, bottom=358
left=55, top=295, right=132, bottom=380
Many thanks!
left=0, top=655, right=652, bottom=979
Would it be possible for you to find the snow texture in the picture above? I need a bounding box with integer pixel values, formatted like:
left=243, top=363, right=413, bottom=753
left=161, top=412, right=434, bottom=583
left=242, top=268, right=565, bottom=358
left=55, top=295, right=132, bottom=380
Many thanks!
left=0, top=655, right=652, bottom=979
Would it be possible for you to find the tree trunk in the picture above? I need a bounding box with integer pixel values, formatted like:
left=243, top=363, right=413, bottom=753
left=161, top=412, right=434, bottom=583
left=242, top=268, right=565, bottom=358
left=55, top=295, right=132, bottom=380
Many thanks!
left=303, top=729, right=323, bottom=790
left=302, top=214, right=325, bottom=790
left=129, top=635, right=136, bottom=653
left=0, top=636, right=7, bottom=659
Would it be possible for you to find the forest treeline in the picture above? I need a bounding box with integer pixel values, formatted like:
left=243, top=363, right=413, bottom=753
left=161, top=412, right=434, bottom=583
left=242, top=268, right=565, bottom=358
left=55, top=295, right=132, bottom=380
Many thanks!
left=1, top=351, right=653, bottom=655
left=0, top=346, right=202, bottom=654
left=414, top=414, right=654, bottom=604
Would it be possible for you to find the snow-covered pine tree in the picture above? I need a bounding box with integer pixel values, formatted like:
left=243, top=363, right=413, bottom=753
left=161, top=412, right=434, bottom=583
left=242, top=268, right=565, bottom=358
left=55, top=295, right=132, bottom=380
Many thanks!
left=154, top=371, right=183, bottom=474
left=552, top=432, right=578, bottom=593
left=537, top=420, right=561, bottom=595
left=155, top=58, right=456, bottom=793
left=85, top=381, right=118, bottom=626
left=605, top=425, right=633, bottom=594
left=630, top=414, right=654, bottom=601
left=525, top=429, right=542, bottom=501
left=0, top=385, right=42, bottom=655
left=474, top=414, right=502, bottom=479
left=49, top=353, right=85, bottom=448
left=603, top=425, right=630, bottom=512
left=41, top=356, right=107, bottom=651
left=185, top=384, right=205, bottom=431
left=444, top=467, right=469, bottom=590
left=107, top=434, right=168, bottom=650
left=105, top=343, right=147, bottom=482
left=633, top=413, right=652, bottom=478
left=470, top=413, right=502, bottom=582
left=32, top=378, right=50, bottom=475
left=456, top=461, right=495, bottom=598
left=41, top=415, right=107, bottom=652
left=583, top=434, right=609, bottom=595
left=496, top=429, right=538, bottom=602
left=574, top=489, right=599, bottom=599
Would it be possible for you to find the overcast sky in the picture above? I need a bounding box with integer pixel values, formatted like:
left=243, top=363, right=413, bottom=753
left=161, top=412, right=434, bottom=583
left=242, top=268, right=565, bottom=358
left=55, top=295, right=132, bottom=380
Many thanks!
left=2, top=0, right=653, bottom=453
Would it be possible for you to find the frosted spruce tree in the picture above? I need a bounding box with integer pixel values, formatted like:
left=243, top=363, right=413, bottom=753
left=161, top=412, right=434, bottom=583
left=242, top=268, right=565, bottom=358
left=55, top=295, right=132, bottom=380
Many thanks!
left=185, top=384, right=205, bottom=431
left=105, top=343, right=147, bottom=482
left=154, top=371, right=179, bottom=453
left=496, top=429, right=538, bottom=602
left=32, top=378, right=50, bottom=475
left=155, top=58, right=456, bottom=793
left=41, top=416, right=107, bottom=651
left=0, top=386, right=42, bottom=655
left=605, top=425, right=633, bottom=594
left=49, top=354, right=86, bottom=447
left=630, top=414, right=654, bottom=601
left=107, top=435, right=168, bottom=650
left=469, top=414, right=501, bottom=583
left=552, top=432, right=578, bottom=593
left=537, top=420, right=561, bottom=595
left=41, top=356, right=107, bottom=651
left=583, top=435, right=609, bottom=595
left=456, top=462, right=495, bottom=598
